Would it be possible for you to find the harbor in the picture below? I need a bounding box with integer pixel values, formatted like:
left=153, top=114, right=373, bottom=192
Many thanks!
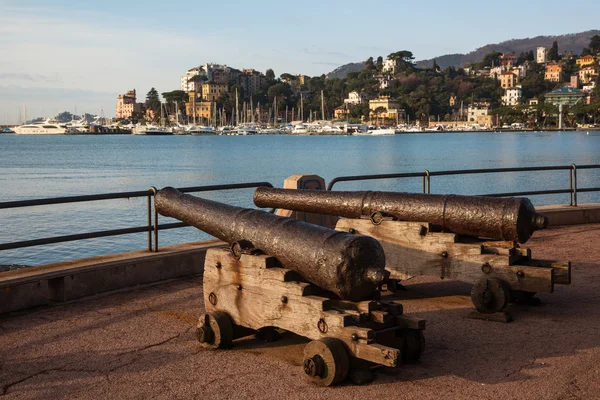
left=3, top=1, right=600, bottom=396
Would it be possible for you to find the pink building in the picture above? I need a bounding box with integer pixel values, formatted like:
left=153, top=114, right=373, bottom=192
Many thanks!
left=116, top=89, right=143, bottom=119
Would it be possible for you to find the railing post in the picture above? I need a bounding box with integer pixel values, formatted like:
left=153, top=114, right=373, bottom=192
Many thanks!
left=422, top=170, right=431, bottom=194
left=571, top=164, right=578, bottom=206
left=147, top=190, right=153, bottom=252
left=149, top=187, right=158, bottom=252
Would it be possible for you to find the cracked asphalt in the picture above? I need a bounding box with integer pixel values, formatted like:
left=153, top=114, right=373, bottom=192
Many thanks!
left=1, top=223, right=600, bottom=399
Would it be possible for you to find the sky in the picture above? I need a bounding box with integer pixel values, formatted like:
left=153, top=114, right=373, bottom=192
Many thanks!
left=1, top=0, right=599, bottom=123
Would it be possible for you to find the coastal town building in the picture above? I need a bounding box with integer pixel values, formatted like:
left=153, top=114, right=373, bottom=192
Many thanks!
left=544, top=87, right=585, bottom=106
left=467, top=102, right=492, bottom=126
left=377, top=75, right=392, bottom=89
left=544, top=62, right=563, bottom=82
left=201, top=82, right=227, bottom=101
left=570, top=75, right=580, bottom=88
left=344, top=91, right=367, bottom=105
left=578, top=65, right=598, bottom=85
left=502, top=87, right=523, bottom=106
left=185, top=96, right=215, bottom=121
left=369, top=96, right=400, bottom=120
left=383, top=58, right=399, bottom=74
left=180, top=68, right=203, bottom=92
left=449, top=95, right=457, bottom=107
left=239, top=69, right=267, bottom=96
left=115, top=89, right=143, bottom=119
left=576, top=55, right=595, bottom=68
left=537, top=47, right=547, bottom=64
left=500, top=71, right=518, bottom=88
left=334, top=106, right=350, bottom=120
left=500, top=53, right=517, bottom=67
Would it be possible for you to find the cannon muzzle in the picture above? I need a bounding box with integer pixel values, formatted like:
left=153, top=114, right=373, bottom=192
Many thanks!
left=155, top=187, right=387, bottom=301
left=253, top=187, right=548, bottom=243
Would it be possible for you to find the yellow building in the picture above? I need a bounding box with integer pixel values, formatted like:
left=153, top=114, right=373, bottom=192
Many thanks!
left=500, top=72, right=517, bottom=89
left=369, top=96, right=400, bottom=120
left=576, top=55, right=595, bottom=68
left=449, top=95, right=457, bottom=107
left=579, top=65, right=598, bottom=85
left=186, top=92, right=215, bottom=120
left=334, top=106, right=350, bottom=120
left=201, top=82, right=227, bottom=101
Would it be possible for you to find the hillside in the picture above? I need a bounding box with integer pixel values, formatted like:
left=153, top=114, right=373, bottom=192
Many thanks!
left=326, top=30, right=600, bottom=78
left=326, top=62, right=365, bottom=79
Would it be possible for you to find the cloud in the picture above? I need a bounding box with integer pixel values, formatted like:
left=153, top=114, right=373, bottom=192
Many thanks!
left=0, top=73, right=61, bottom=83
left=312, top=62, right=342, bottom=67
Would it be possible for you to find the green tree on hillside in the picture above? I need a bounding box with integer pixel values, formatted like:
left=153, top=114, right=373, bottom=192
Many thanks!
left=145, top=88, right=161, bottom=120
left=376, top=56, right=383, bottom=72
left=589, top=35, right=600, bottom=54
left=548, top=41, right=560, bottom=61
left=365, top=57, right=375, bottom=70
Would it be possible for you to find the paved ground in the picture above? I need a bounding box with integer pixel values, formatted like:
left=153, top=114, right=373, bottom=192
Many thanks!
left=1, top=224, right=600, bottom=399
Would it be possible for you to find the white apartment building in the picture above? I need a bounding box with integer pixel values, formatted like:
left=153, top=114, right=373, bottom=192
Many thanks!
left=502, top=87, right=523, bottom=106
left=537, top=47, right=547, bottom=64
left=344, top=91, right=367, bottom=105
left=180, top=68, right=202, bottom=92
left=383, top=58, right=399, bottom=74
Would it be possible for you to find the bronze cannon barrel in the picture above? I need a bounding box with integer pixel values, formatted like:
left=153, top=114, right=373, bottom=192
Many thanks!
left=155, top=187, right=387, bottom=301
left=253, top=188, right=548, bottom=243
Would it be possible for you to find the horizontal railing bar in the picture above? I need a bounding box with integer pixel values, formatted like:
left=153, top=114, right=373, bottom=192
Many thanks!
left=576, top=165, right=600, bottom=170
left=0, top=225, right=152, bottom=251
left=576, top=187, right=600, bottom=193
left=428, top=166, right=571, bottom=176
left=0, top=190, right=152, bottom=210
left=481, top=189, right=573, bottom=197
left=328, top=164, right=600, bottom=191
left=178, top=182, right=273, bottom=193
left=327, top=173, right=425, bottom=190
left=0, top=182, right=275, bottom=211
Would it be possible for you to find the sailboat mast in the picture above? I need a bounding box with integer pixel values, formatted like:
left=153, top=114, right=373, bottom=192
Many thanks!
left=235, top=88, right=239, bottom=126
left=321, top=90, right=325, bottom=121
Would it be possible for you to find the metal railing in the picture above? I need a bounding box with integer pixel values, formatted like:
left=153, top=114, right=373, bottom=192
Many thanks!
left=328, top=164, right=600, bottom=206
left=1, top=163, right=599, bottom=255
left=0, top=182, right=273, bottom=253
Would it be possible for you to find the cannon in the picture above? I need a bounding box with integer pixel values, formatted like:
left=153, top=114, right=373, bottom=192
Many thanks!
left=254, top=187, right=571, bottom=320
left=254, top=187, right=548, bottom=243
left=155, top=187, right=426, bottom=385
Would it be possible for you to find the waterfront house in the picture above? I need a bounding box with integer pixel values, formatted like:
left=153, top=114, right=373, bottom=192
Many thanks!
left=544, top=87, right=585, bottom=106
left=115, top=89, right=143, bottom=119
left=544, top=63, right=563, bottom=82
left=334, top=106, right=350, bottom=120
left=467, top=102, right=492, bottom=126
left=369, top=96, right=401, bottom=121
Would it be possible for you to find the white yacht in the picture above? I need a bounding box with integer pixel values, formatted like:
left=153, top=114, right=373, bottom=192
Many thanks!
left=133, top=124, right=172, bottom=135
left=189, top=126, right=217, bottom=135
left=367, top=126, right=396, bottom=135
left=290, top=124, right=308, bottom=135
left=13, top=120, right=72, bottom=135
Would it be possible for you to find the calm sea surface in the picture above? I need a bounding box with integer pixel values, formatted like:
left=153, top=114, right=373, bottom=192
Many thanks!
left=1, top=131, right=599, bottom=267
